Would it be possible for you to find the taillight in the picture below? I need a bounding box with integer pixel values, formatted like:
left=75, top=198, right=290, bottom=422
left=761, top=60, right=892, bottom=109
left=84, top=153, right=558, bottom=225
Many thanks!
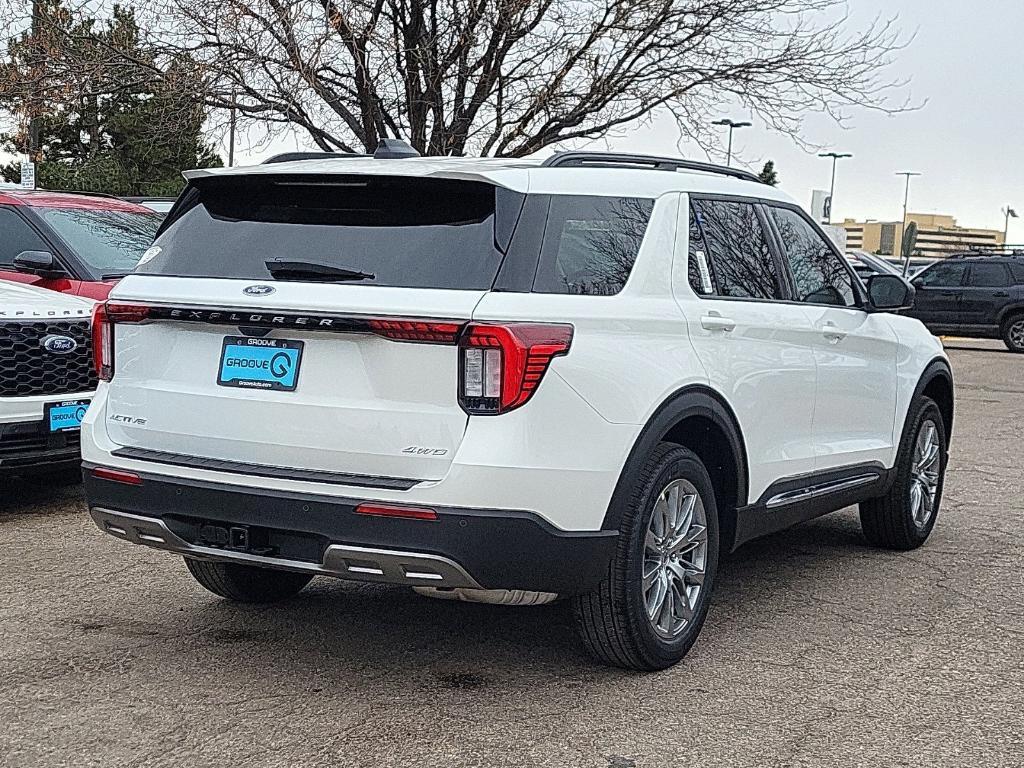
left=368, top=319, right=463, bottom=344
left=92, top=302, right=150, bottom=381
left=458, top=323, right=573, bottom=414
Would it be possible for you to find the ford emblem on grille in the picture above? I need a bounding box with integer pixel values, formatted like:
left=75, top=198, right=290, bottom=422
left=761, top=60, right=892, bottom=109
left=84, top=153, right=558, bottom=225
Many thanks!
left=41, top=334, right=78, bottom=354
left=243, top=285, right=276, bottom=296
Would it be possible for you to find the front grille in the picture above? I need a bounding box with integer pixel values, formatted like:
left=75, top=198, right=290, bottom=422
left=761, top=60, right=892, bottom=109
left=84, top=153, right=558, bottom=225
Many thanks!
left=0, top=320, right=97, bottom=397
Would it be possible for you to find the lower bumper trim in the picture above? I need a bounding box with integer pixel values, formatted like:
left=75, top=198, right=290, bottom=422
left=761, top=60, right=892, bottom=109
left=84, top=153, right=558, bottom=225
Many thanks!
left=90, top=507, right=483, bottom=589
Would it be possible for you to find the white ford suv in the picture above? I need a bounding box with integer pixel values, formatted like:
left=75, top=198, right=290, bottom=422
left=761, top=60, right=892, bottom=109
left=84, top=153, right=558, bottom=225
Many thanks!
left=1, top=281, right=96, bottom=477
left=82, top=148, right=953, bottom=670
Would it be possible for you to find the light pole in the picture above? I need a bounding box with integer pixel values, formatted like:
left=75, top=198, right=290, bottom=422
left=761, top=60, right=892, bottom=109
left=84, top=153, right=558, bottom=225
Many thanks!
left=896, top=171, right=921, bottom=275
left=819, top=152, right=852, bottom=223
left=1003, top=206, right=1018, bottom=245
left=712, top=119, right=751, bottom=166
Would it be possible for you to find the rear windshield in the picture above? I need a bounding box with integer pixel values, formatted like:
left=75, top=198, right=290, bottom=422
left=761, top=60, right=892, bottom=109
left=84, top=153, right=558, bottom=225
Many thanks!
left=140, top=175, right=654, bottom=293
left=140, top=176, right=511, bottom=290
left=38, top=207, right=161, bottom=278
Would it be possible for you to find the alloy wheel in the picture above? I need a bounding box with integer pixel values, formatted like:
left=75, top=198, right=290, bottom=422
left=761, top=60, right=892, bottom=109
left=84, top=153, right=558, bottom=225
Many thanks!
left=909, top=419, right=941, bottom=529
left=642, top=479, right=708, bottom=639
left=1009, top=319, right=1024, bottom=350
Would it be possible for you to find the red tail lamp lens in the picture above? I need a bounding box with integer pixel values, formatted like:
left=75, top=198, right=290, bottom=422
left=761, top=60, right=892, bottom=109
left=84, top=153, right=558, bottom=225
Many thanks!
left=368, top=319, right=463, bottom=344
left=458, top=323, right=573, bottom=414
left=92, top=303, right=151, bottom=381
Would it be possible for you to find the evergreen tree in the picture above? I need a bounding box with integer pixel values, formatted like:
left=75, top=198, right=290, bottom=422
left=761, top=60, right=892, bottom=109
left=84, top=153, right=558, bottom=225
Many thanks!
left=758, top=160, right=779, bottom=186
left=0, top=2, right=221, bottom=195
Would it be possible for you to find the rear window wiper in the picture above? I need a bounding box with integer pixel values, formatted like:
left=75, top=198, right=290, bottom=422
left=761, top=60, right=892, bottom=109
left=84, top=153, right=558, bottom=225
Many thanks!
left=265, top=259, right=375, bottom=282
left=101, top=271, right=132, bottom=280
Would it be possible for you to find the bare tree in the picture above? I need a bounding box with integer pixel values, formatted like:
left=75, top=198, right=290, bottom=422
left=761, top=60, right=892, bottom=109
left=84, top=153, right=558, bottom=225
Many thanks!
left=2, top=0, right=915, bottom=158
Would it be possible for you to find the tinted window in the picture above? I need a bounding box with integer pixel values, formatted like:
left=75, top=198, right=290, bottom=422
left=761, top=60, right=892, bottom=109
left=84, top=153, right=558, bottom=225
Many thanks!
left=770, top=207, right=855, bottom=307
left=532, top=196, right=653, bottom=295
left=968, top=262, right=1010, bottom=288
left=690, top=200, right=780, bottom=300
left=916, top=262, right=967, bottom=287
left=142, top=176, right=508, bottom=289
left=38, top=208, right=160, bottom=278
left=0, top=207, right=48, bottom=267
left=1010, top=263, right=1024, bottom=284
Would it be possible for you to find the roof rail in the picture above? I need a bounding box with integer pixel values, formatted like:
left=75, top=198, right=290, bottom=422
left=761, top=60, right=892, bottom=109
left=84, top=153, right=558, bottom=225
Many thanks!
left=948, top=246, right=1024, bottom=259
left=262, top=151, right=367, bottom=164
left=541, top=151, right=763, bottom=184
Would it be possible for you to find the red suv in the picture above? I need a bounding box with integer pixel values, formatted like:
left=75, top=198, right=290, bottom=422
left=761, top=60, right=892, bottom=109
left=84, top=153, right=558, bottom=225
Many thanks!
left=0, top=190, right=162, bottom=300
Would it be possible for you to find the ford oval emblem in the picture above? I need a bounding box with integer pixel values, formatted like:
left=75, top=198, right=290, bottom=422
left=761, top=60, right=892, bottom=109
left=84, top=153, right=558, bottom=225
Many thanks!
left=41, top=335, right=78, bottom=354
left=243, top=285, right=276, bottom=296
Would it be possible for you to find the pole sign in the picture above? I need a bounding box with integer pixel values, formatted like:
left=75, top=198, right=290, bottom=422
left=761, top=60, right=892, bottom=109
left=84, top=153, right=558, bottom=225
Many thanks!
left=20, top=161, right=36, bottom=190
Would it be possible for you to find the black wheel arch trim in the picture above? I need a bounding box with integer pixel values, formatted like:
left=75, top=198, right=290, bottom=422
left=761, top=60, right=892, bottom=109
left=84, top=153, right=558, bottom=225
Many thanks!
left=996, top=304, right=1024, bottom=329
left=909, top=357, right=954, bottom=445
left=599, top=384, right=749, bottom=533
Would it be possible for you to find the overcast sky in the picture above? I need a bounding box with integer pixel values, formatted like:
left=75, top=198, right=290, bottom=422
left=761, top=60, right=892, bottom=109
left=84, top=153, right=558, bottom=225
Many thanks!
left=229, top=1, right=1023, bottom=241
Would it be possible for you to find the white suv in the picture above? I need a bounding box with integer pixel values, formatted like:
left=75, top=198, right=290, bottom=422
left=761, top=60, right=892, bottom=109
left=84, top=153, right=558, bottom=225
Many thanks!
left=82, top=149, right=953, bottom=670
left=1, top=281, right=96, bottom=477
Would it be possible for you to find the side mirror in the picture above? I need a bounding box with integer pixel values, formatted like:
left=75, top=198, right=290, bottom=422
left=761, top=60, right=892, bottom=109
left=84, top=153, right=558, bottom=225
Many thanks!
left=13, top=250, right=66, bottom=280
left=867, top=273, right=915, bottom=311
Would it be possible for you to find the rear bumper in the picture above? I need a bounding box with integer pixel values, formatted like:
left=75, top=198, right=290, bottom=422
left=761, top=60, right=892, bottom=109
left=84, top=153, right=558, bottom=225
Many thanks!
left=83, top=467, right=618, bottom=595
left=0, top=420, right=80, bottom=475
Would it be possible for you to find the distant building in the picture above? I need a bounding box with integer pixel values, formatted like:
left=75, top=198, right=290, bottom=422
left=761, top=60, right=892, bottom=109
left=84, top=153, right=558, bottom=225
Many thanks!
left=840, top=214, right=1004, bottom=259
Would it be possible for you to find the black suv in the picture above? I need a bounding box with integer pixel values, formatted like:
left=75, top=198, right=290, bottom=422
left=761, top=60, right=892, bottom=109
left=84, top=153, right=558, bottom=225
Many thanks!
left=907, top=251, right=1024, bottom=352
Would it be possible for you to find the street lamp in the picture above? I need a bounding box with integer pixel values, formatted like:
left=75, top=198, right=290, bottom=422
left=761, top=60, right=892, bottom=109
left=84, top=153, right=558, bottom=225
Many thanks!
left=1003, top=206, right=1018, bottom=245
left=819, top=152, right=852, bottom=223
left=712, top=119, right=751, bottom=166
left=896, top=171, right=922, bottom=275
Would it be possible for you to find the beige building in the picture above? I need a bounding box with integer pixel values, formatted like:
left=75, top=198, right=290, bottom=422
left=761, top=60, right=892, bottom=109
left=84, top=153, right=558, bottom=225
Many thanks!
left=841, top=213, right=1004, bottom=260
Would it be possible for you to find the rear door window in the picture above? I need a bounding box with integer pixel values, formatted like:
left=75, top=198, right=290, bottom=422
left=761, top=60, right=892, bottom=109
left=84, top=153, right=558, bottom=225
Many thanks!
left=531, top=196, right=654, bottom=295
left=967, top=262, right=1010, bottom=287
left=1010, top=263, right=1024, bottom=284
left=689, top=200, right=781, bottom=300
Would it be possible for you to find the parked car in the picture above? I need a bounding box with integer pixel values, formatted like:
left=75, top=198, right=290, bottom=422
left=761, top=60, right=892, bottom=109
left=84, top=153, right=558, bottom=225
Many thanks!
left=121, top=196, right=177, bottom=215
left=81, top=147, right=954, bottom=670
left=846, top=250, right=903, bottom=282
left=0, top=190, right=162, bottom=300
left=886, top=257, right=935, bottom=277
left=0, top=280, right=96, bottom=478
left=905, top=251, right=1024, bottom=352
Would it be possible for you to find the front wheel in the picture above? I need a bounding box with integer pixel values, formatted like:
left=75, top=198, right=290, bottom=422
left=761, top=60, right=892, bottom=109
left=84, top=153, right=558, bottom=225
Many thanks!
left=572, top=444, right=719, bottom=671
left=1002, top=314, right=1024, bottom=353
left=184, top=558, right=314, bottom=603
left=860, top=396, right=947, bottom=550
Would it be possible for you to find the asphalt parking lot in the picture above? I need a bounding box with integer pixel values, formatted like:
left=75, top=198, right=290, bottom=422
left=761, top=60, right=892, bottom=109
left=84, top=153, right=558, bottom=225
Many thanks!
left=2, top=339, right=1022, bottom=768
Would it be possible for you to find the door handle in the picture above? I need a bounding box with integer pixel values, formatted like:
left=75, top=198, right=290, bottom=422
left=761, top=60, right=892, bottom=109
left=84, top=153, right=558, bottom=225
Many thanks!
left=701, top=312, right=736, bottom=332
left=993, top=292, right=1010, bottom=298
left=822, top=321, right=847, bottom=343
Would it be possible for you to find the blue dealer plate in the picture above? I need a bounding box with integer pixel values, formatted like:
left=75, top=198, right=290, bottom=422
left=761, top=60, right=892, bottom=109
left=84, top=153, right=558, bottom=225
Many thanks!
left=46, top=399, right=90, bottom=432
left=217, top=336, right=304, bottom=392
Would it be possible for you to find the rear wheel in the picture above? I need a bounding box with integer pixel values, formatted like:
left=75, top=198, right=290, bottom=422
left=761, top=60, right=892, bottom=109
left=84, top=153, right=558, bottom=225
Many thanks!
left=860, top=397, right=947, bottom=550
left=184, top=558, right=313, bottom=603
left=572, top=444, right=719, bottom=671
left=1002, top=314, right=1024, bottom=353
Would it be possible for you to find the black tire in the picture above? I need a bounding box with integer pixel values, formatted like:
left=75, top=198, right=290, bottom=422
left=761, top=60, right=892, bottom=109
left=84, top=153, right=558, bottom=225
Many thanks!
left=571, top=444, right=720, bottom=671
left=184, top=557, right=313, bottom=603
left=860, top=396, right=947, bottom=550
left=1001, top=313, right=1024, bottom=353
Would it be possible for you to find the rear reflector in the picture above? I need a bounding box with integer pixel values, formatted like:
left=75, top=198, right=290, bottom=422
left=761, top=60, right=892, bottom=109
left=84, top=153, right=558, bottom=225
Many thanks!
left=91, top=467, right=143, bottom=485
left=355, top=503, right=438, bottom=521
left=458, top=323, right=573, bottom=414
